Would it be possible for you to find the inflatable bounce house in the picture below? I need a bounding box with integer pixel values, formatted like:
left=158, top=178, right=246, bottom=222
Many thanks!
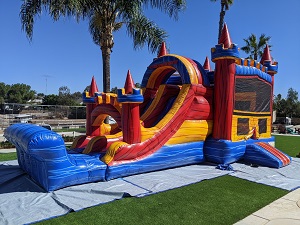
left=4, top=24, right=291, bottom=191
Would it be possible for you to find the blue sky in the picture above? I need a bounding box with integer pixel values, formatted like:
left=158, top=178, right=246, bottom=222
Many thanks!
left=0, top=1, right=299, bottom=98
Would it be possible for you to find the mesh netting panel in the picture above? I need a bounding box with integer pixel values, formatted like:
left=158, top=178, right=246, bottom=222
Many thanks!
left=237, top=118, right=249, bottom=135
left=259, top=118, right=267, bottom=133
left=235, top=77, right=271, bottom=112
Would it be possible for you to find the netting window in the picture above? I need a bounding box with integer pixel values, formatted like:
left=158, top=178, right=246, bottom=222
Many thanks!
left=259, top=118, right=267, bottom=133
left=237, top=118, right=249, bottom=135
left=234, top=77, right=272, bottom=113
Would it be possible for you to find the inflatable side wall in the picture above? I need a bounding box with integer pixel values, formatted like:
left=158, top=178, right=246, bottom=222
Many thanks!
left=4, top=124, right=107, bottom=191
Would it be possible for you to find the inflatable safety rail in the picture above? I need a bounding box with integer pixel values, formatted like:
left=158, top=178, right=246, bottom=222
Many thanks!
left=4, top=123, right=107, bottom=191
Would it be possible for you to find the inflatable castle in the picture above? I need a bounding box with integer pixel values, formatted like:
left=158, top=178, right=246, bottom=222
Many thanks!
left=4, top=24, right=291, bottom=191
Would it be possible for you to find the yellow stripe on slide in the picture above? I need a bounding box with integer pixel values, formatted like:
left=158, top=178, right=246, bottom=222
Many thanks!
left=168, top=54, right=199, bottom=85
left=166, top=120, right=213, bottom=145
left=140, top=84, right=191, bottom=141
left=140, top=85, right=166, bottom=121
left=101, top=141, right=128, bottom=164
left=83, top=136, right=105, bottom=154
left=147, top=66, right=174, bottom=89
left=156, top=84, right=190, bottom=129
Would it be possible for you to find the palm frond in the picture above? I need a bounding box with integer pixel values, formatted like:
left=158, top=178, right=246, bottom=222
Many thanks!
left=126, top=13, right=167, bottom=53
left=258, top=34, right=271, bottom=48
left=114, top=22, right=123, bottom=31
left=241, top=33, right=272, bottom=60
left=20, top=0, right=89, bottom=40
left=142, top=0, right=186, bottom=20
left=20, top=0, right=43, bottom=40
left=223, top=0, right=234, bottom=10
left=89, top=12, right=103, bottom=46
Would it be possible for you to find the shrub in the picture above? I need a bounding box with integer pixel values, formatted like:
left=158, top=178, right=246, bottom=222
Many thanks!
left=0, top=141, right=15, bottom=149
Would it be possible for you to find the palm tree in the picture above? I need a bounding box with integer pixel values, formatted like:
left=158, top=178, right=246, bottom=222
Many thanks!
left=210, top=0, right=234, bottom=41
left=20, top=0, right=186, bottom=93
left=241, top=34, right=271, bottom=60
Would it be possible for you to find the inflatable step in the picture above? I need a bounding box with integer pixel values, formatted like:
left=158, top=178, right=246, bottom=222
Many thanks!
left=244, top=142, right=291, bottom=168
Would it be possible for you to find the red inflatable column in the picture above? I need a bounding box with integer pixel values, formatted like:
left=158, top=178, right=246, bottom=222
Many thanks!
left=211, top=23, right=239, bottom=140
left=85, top=76, right=99, bottom=136
left=260, top=45, right=278, bottom=131
left=118, top=70, right=144, bottom=144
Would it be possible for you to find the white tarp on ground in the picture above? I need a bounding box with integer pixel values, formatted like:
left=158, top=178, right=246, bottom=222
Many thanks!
left=230, top=157, right=300, bottom=191
left=0, top=158, right=300, bottom=225
left=0, top=160, right=230, bottom=225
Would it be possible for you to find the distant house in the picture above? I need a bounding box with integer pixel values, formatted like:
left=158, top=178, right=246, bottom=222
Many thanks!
left=27, top=99, right=43, bottom=104
left=13, top=114, right=33, bottom=123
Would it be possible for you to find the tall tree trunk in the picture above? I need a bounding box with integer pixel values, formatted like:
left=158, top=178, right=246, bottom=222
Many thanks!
left=99, top=20, right=114, bottom=123
left=254, top=52, right=258, bottom=60
left=101, top=46, right=111, bottom=93
left=101, top=45, right=111, bottom=124
left=218, top=4, right=226, bottom=41
left=100, top=24, right=114, bottom=93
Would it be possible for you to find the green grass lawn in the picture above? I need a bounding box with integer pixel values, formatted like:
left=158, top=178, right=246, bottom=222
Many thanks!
left=0, top=152, right=17, bottom=161
left=274, top=134, right=300, bottom=157
left=0, top=135, right=298, bottom=225
left=37, top=176, right=287, bottom=225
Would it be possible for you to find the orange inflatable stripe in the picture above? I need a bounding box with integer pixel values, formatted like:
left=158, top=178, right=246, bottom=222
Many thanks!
left=257, top=142, right=290, bottom=166
left=258, top=142, right=290, bottom=166
left=264, top=143, right=290, bottom=166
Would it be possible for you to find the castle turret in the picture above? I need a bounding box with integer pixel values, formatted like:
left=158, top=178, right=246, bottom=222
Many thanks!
left=260, top=44, right=278, bottom=131
left=203, top=56, right=211, bottom=72
left=260, top=45, right=272, bottom=65
left=118, top=70, right=143, bottom=144
left=211, top=23, right=239, bottom=140
left=157, top=42, right=168, bottom=57
left=85, top=76, right=99, bottom=136
left=260, top=44, right=278, bottom=78
left=218, top=23, right=232, bottom=48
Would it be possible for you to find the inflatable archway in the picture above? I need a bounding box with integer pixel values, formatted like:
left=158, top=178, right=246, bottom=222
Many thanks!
left=141, top=54, right=210, bottom=89
left=90, top=104, right=121, bottom=135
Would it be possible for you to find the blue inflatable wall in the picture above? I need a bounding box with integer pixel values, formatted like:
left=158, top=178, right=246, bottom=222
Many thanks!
left=4, top=123, right=107, bottom=191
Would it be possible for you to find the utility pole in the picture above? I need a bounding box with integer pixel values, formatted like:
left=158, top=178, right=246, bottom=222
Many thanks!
left=42, top=75, right=53, bottom=95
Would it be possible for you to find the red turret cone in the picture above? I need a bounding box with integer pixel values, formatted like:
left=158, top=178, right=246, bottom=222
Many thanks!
left=124, top=70, right=135, bottom=94
left=260, top=44, right=272, bottom=64
left=218, top=23, right=232, bottom=48
left=157, top=42, right=168, bottom=57
left=203, top=56, right=211, bottom=71
left=86, top=76, right=99, bottom=136
left=89, top=76, right=99, bottom=96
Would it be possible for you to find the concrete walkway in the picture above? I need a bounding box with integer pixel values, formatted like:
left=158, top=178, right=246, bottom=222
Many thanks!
left=235, top=188, right=300, bottom=225
left=0, top=148, right=16, bottom=153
